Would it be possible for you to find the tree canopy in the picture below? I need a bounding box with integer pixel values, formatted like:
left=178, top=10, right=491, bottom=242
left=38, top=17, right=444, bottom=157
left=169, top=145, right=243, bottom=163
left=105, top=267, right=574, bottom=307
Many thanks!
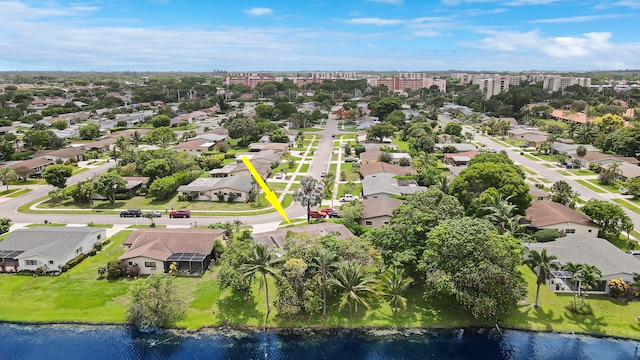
left=420, top=217, right=527, bottom=320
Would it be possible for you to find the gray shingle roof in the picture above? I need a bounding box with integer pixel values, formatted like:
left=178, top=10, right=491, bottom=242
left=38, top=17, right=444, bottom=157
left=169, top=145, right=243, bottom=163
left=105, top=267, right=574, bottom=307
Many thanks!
left=0, top=227, right=106, bottom=261
left=526, top=235, right=640, bottom=277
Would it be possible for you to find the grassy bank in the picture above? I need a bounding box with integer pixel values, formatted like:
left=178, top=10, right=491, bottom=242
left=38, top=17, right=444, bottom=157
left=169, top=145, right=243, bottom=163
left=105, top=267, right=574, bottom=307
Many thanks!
left=2, top=231, right=640, bottom=338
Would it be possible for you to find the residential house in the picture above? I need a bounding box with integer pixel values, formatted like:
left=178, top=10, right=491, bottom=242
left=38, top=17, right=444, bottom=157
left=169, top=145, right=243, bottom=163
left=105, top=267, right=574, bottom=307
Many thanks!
left=210, top=162, right=272, bottom=179
left=172, top=139, right=216, bottom=155
left=119, top=228, right=226, bottom=275
left=603, top=161, right=640, bottom=182
left=524, top=200, right=600, bottom=237
left=360, top=150, right=382, bottom=165
left=360, top=162, right=417, bottom=178
left=570, top=151, right=640, bottom=169
left=360, top=197, right=403, bottom=228
left=31, top=148, right=86, bottom=163
left=177, top=173, right=253, bottom=202
left=551, top=143, right=598, bottom=155
left=356, top=118, right=379, bottom=130
left=526, top=235, right=640, bottom=293
left=0, top=227, right=107, bottom=273
left=528, top=184, right=551, bottom=201
left=248, top=142, right=289, bottom=153
left=361, top=172, right=428, bottom=198
left=507, top=128, right=547, bottom=147
left=434, top=143, right=478, bottom=152
left=252, top=223, right=354, bottom=248
left=389, top=152, right=413, bottom=165
left=444, top=150, right=480, bottom=166
left=192, top=132, right=228, bottom=143
left=6, top=158, right=54, bottom=177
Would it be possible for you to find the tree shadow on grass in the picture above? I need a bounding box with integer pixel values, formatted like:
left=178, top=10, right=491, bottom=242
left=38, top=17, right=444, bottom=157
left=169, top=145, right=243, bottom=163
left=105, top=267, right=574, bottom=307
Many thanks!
left=215, top=292, right=263, bottom=325
left=523, top=306, right=565, bottom=331
left=564, top=308, right=607, bottom=334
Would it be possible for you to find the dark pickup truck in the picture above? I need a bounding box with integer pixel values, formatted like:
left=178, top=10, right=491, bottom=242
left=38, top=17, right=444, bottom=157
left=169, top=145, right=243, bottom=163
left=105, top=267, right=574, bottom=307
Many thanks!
left=120, top=209, right=142, bottom=217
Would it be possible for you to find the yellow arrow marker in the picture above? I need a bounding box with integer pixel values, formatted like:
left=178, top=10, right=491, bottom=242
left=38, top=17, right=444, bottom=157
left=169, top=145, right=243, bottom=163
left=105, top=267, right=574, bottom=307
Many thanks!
left=241, top=155, right=291, bottom=225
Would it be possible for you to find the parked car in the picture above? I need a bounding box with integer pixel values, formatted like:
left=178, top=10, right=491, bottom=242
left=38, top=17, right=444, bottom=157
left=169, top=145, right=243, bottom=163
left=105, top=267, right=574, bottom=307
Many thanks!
left=308, top=210, right=324, bottom=218
left=619, top=187, right=630, bottom=195
left=339, top=194, right=359, bottom=202
left=120, top=209, right=142, bottom=217
left=327, top=211, right=341, bottom=218
left=344, top=157, right=359, bottom=163
left=320, top=170, right=327, bottom=177
left=144, top=210, right=162, bottom=218
left=274, top=173, right=284, bottom=179
left=626, top=250, right=640, bottom=255
left=320, top=208, right=337, bottom=216
left=170, top=209, right=191, bottom=218
left=564, top=162, right=580, bottom=169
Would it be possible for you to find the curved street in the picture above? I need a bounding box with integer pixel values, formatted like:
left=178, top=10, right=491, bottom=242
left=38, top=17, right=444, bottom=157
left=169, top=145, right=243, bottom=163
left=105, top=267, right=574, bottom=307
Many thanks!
left=1, top=114, right=341, bottom=232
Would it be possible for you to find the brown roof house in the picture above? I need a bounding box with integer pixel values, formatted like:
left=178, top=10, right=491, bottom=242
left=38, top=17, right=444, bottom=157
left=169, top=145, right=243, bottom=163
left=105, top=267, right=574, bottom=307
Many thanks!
left=360, top=197, right=403, bottom=228
left=172, top=139, right=216, bottom=156
left=32, top=148, right=86, bottom=163
left=524, top=200, right=599, bottom=237
left=360, top=162, right=417, bottom=178
left=6, top=158, right=54, bottom=177
left=253, top=223, right=354, bottom=249
left=178, top=172, right=254, bottom=202
left=444, top=150, right=480, bottom=166
left=119, top=228, right=226, bottom=275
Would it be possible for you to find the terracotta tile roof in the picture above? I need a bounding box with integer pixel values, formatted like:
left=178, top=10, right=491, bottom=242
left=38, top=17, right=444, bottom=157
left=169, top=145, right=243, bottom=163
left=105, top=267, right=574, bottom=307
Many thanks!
left=550, top=109, right=591, bottom=124
left=525, top=201, right=599, bottom=228
left=360, top=150, right=382, bottom=162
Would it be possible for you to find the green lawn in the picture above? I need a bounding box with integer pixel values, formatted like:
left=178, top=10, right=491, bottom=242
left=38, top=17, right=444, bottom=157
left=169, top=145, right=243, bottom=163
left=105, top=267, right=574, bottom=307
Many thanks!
left=613, top=199, right=640, bottom=215
left=502, top=138, right=526, bottom=147
left=539, top=119, right=570, bottom=130
left=518, top=165, right=536, bottom=175
left=523, top=153, right=539, bottom=161
left=536, top=154, right=555, bottom=162
left=575, top=180, right=606, bottom=193
left=0, top=188, right=20, bottom=196
left=337, top=183, right=362, bottom=197
left=392, top=139, right=410, bottom=152
left=299, top=164, right=310, bottom=173
left=8, top=179, right=44, bottom=185
left=490, top=138, right=511, bottom=147
left=2, top=247, right=640, bottom=338
left=587, top=179, right=619, bottom=193
left=556, top=170, right=571, bottom=176
left=340, top=162, right=360, bottom=181
left=538, top=178, right=552, bottom=184
left=72, top=167, right=89, bottom=175
left=543, top=163, right=555, bottom=168
left=569, top=169, right=597, bottom=176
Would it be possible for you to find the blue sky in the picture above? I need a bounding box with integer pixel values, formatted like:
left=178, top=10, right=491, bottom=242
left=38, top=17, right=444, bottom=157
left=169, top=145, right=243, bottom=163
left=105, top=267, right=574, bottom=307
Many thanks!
left=0, top=0, right=639, bottom=71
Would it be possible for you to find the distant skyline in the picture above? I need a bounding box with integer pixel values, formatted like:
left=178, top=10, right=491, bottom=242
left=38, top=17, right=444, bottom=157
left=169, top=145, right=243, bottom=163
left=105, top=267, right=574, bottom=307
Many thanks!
left=1, top=0, right=639, bottom=72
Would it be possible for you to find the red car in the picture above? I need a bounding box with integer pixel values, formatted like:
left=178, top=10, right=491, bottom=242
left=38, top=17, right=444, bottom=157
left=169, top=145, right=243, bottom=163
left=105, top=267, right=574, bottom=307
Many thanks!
left=320, top=208, right=338, bottom=216
left=170, top=209, right=191, bottom=218
left=308, top=210, right=324, bottom=218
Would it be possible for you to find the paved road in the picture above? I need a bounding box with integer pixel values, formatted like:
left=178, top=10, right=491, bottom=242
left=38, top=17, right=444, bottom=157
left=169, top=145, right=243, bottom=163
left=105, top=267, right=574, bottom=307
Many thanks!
left=471, top=129, right=640, bottom=233
left=2, top=114, right=341, bottom=230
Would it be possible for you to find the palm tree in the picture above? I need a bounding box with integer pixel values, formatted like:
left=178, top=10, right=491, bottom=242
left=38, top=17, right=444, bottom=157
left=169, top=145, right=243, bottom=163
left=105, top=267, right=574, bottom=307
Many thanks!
left=329, top=261, right=378, bottom=321
left=232, top=219, right=244, bottom=235
left=481, top=193, right=520, bottom=233
left=239, top=243, right=284, bottom=314
left=380, top=267, right=413, bottom=312
left=0, top=167, right=17, bottom=191
left=562, top=262, right=583, bottom=306
left=579, top=264, right=602, bottom=306
left=130, top=131, right=143, bottom=152
left=293, top=176, right=323, bottom=222
left=308, top=249, right=338, bottom=319
left=525, top=249, right=558, bottom=307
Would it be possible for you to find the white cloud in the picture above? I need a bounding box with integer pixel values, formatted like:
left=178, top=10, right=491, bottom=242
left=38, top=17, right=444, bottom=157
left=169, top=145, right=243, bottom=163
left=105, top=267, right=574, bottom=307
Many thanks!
left=531, top=14, right=629, bottom=23
left=244, top=7, right=273, bottom=17
left=466, top=30, right=615, bottom=58
left=595, top=0, right=640, bottom=9
left=0, top=1, right=99, bottom=20
left=345, top=17, right=404, bottom=25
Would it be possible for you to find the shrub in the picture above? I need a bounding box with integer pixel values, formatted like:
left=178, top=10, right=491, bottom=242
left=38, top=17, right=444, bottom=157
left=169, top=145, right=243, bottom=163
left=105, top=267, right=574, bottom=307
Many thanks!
left=93, top=242, right=103, bottom=251
left=125, top=263, right=140, bottom=277
left=89, top=249, right=98, bottom=256
left=97, top=266, right=107, bottom=278
left=608, top=278, right=627, bottom=298
left=535, top=183, right=544, bottom=189
left=63, top=253, right=86, bottom=271
left=107, top=260, right=123, bottom=279
left=533, top=229, right=561, bottom=242
left=566, top=301, right=593, bottom=315
left=227, top=192, right=238, bottom=202
left=224, top=152, right=236, bottom=160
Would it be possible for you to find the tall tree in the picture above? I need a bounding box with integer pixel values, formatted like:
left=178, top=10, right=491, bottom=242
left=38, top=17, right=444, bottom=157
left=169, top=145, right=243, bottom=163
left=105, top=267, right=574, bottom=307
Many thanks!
left=145, top=127, right=177, bottom=148
left=329, top=261, right=378, bottom=321
left=420, top=217, right=527, bottom=320
left=550, top=180, right=578, bottom=208
left=582, top=199, right=632, bottom=236
left=42, top=164, right=74, bottom=189
left=127, top=274, right=186, bottom=329
left=239, top=243, right=284, bottom=314
left=294, top=176, right=323, bottom=222
left=525, top=249, right=558, bottom=307
left=0, top=167, right=17, bottom=191
left=94, top=172, right=127, bottom=204
left=309, top=248, right=339, bottom=319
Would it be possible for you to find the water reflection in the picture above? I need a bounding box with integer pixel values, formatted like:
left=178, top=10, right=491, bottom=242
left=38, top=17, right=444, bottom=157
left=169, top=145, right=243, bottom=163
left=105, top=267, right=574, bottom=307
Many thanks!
left=0, top=324, right=638, bottom=360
